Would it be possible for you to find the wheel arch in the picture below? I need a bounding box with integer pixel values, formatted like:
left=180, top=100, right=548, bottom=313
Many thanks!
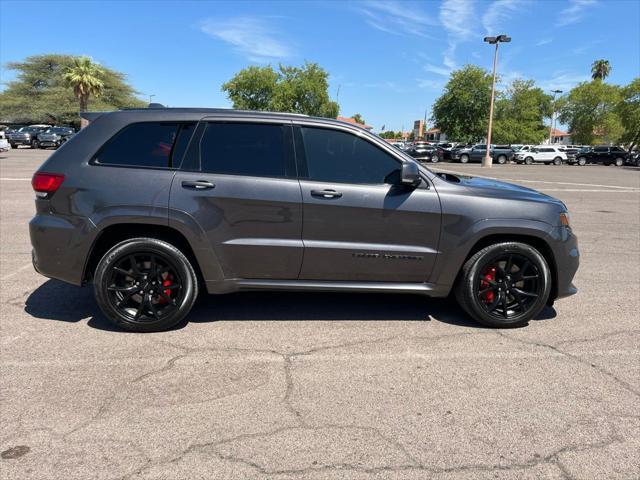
left=83, top=223, right=205, bottom=286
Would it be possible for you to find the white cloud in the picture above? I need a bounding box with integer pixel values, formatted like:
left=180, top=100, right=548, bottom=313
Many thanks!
left=556, top=0, right=598, bottom=27
left=434, top=0, right=476, bottom=73
left=482, top=0, right=528, bottom=35
left=199, top=16, right=294, bottom=62
left=363, top=81, right=406, bottom=92
left=537, top=70, right=591, bottom=91
left=356, top=0, right=436, bottom=37
left=417, top=78, right=444, bottom=90
left=424, top=63, right=453, bottom=76
left=536, top=38, right=553, bottom=46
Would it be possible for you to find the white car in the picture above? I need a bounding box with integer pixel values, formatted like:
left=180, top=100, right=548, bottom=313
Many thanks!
left=515, top=146, right=567, bottom=165
left=0, top=132, right=10, bottom=153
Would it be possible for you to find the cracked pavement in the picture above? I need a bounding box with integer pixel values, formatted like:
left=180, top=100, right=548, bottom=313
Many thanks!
left=1, top=150, right=639, bottom=479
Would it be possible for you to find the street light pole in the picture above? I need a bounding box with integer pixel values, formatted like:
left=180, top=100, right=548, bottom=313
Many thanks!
left=149, top=94, right=155, bottom=104
left=482, top=34, right=511, bottom=168
left=549, top=89, right=562, bottom=145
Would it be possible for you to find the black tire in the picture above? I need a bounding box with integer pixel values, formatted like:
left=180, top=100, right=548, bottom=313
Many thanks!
left=9, top=143, right=16, bottom=149
left=497, top=155, right=507, bottom=164
left=577, top=157, right=586, bottom=166
left=94, top=238, right=198, bottom=332
left=31, top=139, right=39, bottom=149
left=430, top=156, right=440, bottom=163
left=524, top=156, right=533, bottom=165
left=614, top=157, right=623, bottom=167
left=455, top=242, right=551, bottom=328
left=553, top=157, right=562, bottom=165
left=459, top=154, right=470, bottom=164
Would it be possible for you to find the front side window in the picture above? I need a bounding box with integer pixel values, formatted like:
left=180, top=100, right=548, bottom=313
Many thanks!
left=594, top=146, right=608, bottom=152
left=300, top=127, right=400, bottom=184
left=94, top=122, right=181, bottom=168
left=200, top=123, right=288, bottom=177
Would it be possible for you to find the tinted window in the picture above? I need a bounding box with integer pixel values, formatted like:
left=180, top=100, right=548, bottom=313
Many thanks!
left=301, top=127, right=400, bottom=184
left=171, top=123, right=196, bottom=167
left=594, top=146, right=608, bottom=152
left=95, top=122, right=179, bottom=168
left=200, top=123, right=287, bottom=177
left=611, top=146, right=623, bottom=152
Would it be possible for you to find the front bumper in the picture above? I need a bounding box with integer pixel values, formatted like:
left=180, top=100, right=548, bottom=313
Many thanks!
left=549, top=226, right=580, bottom=300
left=8, top=137, right=32, bottom=146
left=38, top=140, right=60, bottom=147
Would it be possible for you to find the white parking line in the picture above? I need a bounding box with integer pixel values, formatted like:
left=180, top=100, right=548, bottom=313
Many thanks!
left=1, top=263, right=33, bottom=281
left=0, top=177, right=31, bottom=181
left=432, top=168, right=640, bottom=191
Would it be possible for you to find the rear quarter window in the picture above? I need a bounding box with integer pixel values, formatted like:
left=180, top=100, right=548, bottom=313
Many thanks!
left=93, top=122, right=184, bottom=168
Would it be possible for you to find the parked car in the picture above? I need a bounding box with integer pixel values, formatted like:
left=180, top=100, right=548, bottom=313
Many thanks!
left=408, top=142, right=444, bottom=163
left=450, top=144, right=514, bottom=164
left=0, top=132, right=10, bottom=152
left=29, top=108, right=579, bottom=332
left=625, top=151, right=639, bottom=166
left=515, top=146, right=567, bottom=165
left=571, top=146, right=629, bottom=166
left=7, top=125, right=51, bottom=149
left=37, top=127, right=76, bottom=149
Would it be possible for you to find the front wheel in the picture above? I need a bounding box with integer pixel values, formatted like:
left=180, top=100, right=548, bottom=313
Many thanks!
left=430, top=155, right=440, bottom=163
left=524, top=156, right=533, bottom=165
left=455, top=242, right=551, bottom=328
left=614, top=157, right=624, bottom=167
left=94, top=238, right=199, bottom=332
left=31, top=139, right=39, bottom=149
left=577, top=157, right=587, bottom=166
left=459, top=154, right=469, bottom=164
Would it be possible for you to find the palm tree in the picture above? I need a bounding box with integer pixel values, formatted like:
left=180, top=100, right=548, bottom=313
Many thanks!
left=591, top=59, right=611, bottom=81
left=64, top=56, right=104, bottom=127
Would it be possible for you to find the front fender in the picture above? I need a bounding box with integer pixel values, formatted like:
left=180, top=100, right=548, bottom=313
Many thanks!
left=428, top=217, right=555, bottom=291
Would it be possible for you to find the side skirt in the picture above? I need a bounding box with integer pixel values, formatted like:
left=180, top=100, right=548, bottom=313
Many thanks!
left=205, top=279, right=450, bottom=297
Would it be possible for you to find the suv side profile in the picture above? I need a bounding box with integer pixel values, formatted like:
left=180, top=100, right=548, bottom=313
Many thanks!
left=30, top=109, right=579, bottom=332
left=515, top=146, right=567, bottom=165
left=572, top=146, right=628, bottom=166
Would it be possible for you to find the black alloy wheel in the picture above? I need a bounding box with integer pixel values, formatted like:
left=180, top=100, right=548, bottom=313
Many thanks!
left=94, top=238, right=198, bottom=332
left=456, top=242, right=551, bottom=328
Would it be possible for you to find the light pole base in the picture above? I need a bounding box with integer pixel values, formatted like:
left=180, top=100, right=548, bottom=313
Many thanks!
left=482, top=157, right=493, bottom=168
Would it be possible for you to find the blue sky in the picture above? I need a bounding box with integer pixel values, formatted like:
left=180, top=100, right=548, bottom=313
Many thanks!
left=1, top=0, right=638, bottom=132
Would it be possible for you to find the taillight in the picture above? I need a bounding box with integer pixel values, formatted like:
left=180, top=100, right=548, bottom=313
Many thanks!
left=32, top=172, right=64, bottom=197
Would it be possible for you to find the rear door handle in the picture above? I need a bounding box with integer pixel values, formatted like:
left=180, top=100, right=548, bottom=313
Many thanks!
left=182, top=180, right=215, bottom=190
left=311, top=189, right=342, bottom=199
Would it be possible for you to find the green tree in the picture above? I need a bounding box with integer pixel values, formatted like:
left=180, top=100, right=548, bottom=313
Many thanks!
left=222, top=62, right=338, bottom=117
left=0, top=54, right=144, bottom=127
left=492, top=79, right=552, bottom=144
left=352, top=113, right=365, bottom=124
left=558, top=80, right=623, bottom=145
left=617, top=78, right=640, bottom=151
left=63, top=56, right=105, bottom=127
left=591, top=59, right=612, bottom=81
left=431, top=65, right=493, bottom=142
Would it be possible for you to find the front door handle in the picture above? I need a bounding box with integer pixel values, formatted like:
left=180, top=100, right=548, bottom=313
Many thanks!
left=182, top=180, right=215, bottom=190
left=311, top=189, right=342, bottom=199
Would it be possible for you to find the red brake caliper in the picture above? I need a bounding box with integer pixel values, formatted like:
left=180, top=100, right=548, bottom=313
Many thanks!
left=480, top=267, right=496, bottom=304
left=158, top=273, right=174, bottom=304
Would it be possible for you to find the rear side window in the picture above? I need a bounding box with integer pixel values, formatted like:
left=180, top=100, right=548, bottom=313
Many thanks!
left=594, top=146, right=608, bottom=152
left=200, top=123, right=288, bottom=177
left=300, top=127, right=400, bottom=184
left=95, top=122, right=181, bottom=168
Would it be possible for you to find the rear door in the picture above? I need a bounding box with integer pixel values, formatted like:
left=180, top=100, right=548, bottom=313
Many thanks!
left=170, top=120, right=303, bottom=280
left=592, top=146, right=609, bottom=163
left=295, top=125, right=441, bottom=282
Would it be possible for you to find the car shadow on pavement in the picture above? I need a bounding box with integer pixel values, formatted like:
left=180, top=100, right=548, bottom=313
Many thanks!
left=23, top=279, right=556, bottom=332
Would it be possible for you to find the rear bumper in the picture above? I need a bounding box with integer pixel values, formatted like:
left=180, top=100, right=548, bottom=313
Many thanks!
left=30, top=213, right=95, bottom=286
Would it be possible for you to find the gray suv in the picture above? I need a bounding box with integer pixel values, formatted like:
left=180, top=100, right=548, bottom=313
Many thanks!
left=30, top=108, right=579, bottom=332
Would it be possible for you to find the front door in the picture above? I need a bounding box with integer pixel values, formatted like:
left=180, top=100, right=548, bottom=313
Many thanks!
left=295, top=126, right=441, bottom=282
left=170, top=121, right=303, bottom=280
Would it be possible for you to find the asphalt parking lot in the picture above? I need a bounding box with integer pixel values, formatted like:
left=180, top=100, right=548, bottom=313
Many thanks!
left=1, top=148, right=639, bottom=480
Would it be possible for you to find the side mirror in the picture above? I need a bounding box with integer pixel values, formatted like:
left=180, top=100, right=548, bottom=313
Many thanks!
left=401, top=162, right=421, bottom=187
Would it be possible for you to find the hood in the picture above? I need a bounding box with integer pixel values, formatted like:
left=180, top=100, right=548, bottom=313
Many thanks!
left=444, top=173, right=566, bottom=208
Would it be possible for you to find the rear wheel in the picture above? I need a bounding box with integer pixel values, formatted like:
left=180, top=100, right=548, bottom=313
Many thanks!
left=430, top=155, right=440, bottom=163
left=497, top=155, right=507, bottom=164
left=94, top=238, right=198, bottom=332
left=524, top=156, right=533, bottom=165
left=455, top=242, right=551, bottom=328
left=31, top=139, right=39, bottom=149
left=577, top=157, right=587, bottom=166
left=553, top=157, right=562, bottom=165
left=459, top=154, right=470, bottom=164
